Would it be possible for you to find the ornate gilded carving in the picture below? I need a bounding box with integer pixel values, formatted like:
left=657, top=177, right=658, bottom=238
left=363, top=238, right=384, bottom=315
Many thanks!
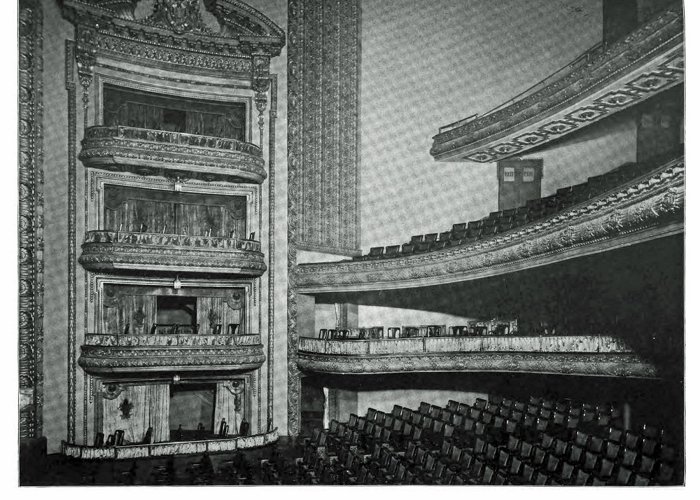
left=431, top=4, right=684, bottom=162
left=79, top=340, right=266, bottom=376
left=266, top=75, right=277, bottom=432
left=79, top=125, right=267, bottom=184
left=79, top=230, right=267, bottom=276
left=296, top=158, right=685, bottom=293
left=146, top=0, right=207, bottom=34
left=101, top=382, right=125, bottom=400
left=18, top=0, right=44, bottom=440
left=62, top=0, right=285, bottom=75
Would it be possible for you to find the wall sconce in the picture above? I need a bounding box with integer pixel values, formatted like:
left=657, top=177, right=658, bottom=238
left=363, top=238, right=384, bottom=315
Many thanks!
left=174, top=176, right=183, bottom=192
left=173, top=275, right=182, bottom=290
left=172, top=374, right=181, bottom=384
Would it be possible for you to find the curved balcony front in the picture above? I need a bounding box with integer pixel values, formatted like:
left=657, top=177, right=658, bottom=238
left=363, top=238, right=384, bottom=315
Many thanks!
left=297, top=336, right=657, bottom=378
left=79, top=333, right=265, bottom=379
left=79, top=126, right=267, bottom=184
left=295, top=157, right=683, bottom=294
left=430, top=3, right=683, bottom=163
left=79, top=230, right=267, bottom=276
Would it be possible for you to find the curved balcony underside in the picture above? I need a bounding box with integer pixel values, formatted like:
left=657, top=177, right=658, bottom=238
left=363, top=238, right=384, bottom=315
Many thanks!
left=295, top=158, right=683, bottom=294
left=61, top=429, right=280, bottom=461
left=80, top=126, right=267, bottom=184
left=79, top=230, right=267, bottom=276
left=430, top=5, right=683, bottom=163
left=297, top=336, right=657, bottom=378
left=79, top=334, right=265, bottom=379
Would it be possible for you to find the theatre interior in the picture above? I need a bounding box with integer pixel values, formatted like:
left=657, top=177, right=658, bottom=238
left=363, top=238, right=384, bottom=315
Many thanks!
left=18, top=0, right=684, bottom=486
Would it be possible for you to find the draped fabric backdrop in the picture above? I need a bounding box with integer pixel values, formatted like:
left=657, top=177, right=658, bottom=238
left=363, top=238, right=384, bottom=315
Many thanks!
left=214, top=382, right=243, bottom=436
left=102, top=384, right=169, bottom=444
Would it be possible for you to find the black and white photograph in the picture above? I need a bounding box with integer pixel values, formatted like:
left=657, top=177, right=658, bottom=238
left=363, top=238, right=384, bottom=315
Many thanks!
left=12, top=0, right=688, bottom=487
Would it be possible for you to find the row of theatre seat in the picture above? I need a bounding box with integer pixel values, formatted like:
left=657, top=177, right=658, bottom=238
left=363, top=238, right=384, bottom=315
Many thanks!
left=355, top=154, right=677, bottom=261
left=318, top=324, right=519, bottom=340
left=293, top=395, right=678, bottom=485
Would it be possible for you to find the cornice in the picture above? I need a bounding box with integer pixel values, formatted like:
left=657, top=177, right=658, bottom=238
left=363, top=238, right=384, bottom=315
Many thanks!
left=431, top=4, right=684, bottom=162
left=79, top=335, right=266, bottom=377
left=61, top=428, right=279, bottom=460
left=79, top=126, right=267, bottom=183
left=79, top=230, right=267, bottom=276
left=62, top=1, right=286, bottom=69
left=296, top=157, right=684, bottom=294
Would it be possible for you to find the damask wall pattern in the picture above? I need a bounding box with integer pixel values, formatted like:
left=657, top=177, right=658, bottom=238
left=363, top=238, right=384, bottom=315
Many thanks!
left=19, top=0, right=45, bottom=441
left=291, top=0, right=361, bottom=255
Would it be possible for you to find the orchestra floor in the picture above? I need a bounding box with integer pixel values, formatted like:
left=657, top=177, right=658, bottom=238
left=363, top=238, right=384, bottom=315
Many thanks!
left=22, top=437, right=300, bottom=486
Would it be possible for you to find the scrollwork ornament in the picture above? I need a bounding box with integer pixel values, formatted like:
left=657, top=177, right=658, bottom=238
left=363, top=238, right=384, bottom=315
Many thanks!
left=101, top=382, right=124, bottom=400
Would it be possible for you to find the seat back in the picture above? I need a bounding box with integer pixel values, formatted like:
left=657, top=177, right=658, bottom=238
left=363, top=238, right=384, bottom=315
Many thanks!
left=624, top=431, right=640, bottom=450
left=574, top=469, right=590, bottom=486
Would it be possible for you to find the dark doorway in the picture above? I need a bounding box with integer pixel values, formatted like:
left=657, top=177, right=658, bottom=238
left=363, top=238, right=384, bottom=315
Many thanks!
left=169, top=383, right=216, bottom=439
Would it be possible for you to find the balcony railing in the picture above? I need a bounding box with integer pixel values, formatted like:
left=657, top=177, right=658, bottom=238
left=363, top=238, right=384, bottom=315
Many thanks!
left=79, top=125, right=267, bottom=183
left=79, top=333, right=265, bottom=378
left=61, top=428, right=279, bottom=460
left=79, top=230, right=267, bottom=276
left=431, top=3, right=683, bottom=161
left=297, top=336, right=657, bottom=378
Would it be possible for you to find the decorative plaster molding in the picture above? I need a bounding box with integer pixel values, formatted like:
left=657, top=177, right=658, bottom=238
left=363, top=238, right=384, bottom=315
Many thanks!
left=299, top=335, right=635, bottom=356
left=18, top=0, right=44, bottom=440
left=266, top=74, right=277, bottom=431
left=62, top=1, right=285, bottom=77
left=85, top=333, right=262, bottom=347
left=296, top=158, right=684, bottom=293
left=286, top=0, right=302, bottom=437
left=79, top=230, right=267, bottom=276
left=66, top=39, right=79, bottom=444
left=431, top=4, right=684, bottom=162
left=286, top=0, right=362, bottom=438
left=79, top=335, right=266, bottom=376
left=80, top=125, right=267, bottom=184
left=61, top=428, right=279, bottom=460
left=296, top=351, right=657, bottom=378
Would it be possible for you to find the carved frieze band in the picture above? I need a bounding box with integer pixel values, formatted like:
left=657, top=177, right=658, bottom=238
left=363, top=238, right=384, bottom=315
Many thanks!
left=431, top=4, right=684, bottom=162
left=296, top=158, right=684, bottom=292
left=296, top=352, right=657, bottom=378
left=18, top=0, right=44, bottom=440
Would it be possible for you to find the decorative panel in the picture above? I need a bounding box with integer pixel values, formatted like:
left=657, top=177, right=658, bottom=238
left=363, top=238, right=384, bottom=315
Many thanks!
left=287, top=0, right=361, bottom=438
left=291, top=0, right=361, bottom=255
left=18, top=0, right=44, bottom=440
